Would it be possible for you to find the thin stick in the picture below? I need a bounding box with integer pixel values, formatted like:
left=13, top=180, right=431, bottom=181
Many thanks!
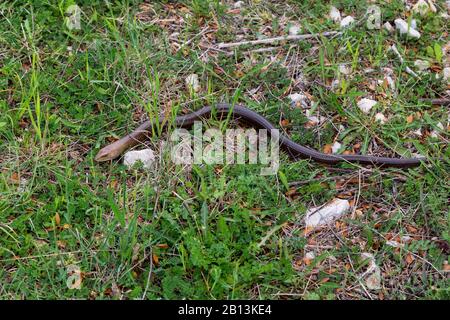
left=419, top=98, right=450, bottom=106
left=142, top=246, right=153, bottom=300
left=390, top=44, right=419, bottom=78
left=217, top=31, right=340, bottom=49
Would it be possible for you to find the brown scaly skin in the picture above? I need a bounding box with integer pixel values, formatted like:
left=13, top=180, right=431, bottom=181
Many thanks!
left=95, top=103, right=428, bottom=168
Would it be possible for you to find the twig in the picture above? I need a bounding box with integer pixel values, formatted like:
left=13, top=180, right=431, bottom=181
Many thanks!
left=245, top=46, right=280, bottom=54
left=419, top=98, right=450, bottom=106
left=142, top=246, right=153, bottom=300
left=390, top=44, right=419, bottom=78
left=217, top=31, right=341, bottom=49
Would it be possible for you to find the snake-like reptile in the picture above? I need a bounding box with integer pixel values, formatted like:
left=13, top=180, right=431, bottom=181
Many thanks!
left=95, top=103, right=426, bottom=168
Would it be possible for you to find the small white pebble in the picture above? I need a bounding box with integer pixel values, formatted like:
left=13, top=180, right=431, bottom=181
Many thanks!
left=340, top=16, right=355, bottom=28
left=233, top=1, right=244, bottom=8
left=395, top=18, right=421, bottom=38
left=383, top=22, right=394, bottom=33
left=124, top=149, right=156, bottom=169
left=185, top=74, right=201, bottom=92
left=443, top=67, right=450, bottom=83
left=289, top=93, right=307, bottom=103
left=331, top=141, right=342, bottom=154
left=288, top=24, right=301, bottom=35
left=329, top=6, right=341, bottom=22
left=305, top=252, right=315, bottom=260
left=414, top=59, right=430, bottom=71
left=412, top=128, right=422, bottom=137
left=305, top=198, right=350, bottom=228
left=430, top=131, right=439, bottom=138
left=338, top=64, right=351, bottom=75
left=375, top=112, right=387, bottom=124
left=357, top=98, right=377, bottom=114
left=305, top=109, right=321, bottom=124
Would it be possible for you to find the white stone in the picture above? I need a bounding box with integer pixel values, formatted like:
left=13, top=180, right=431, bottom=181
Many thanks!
left=305, top=198, right=351, bottom=228
left=412, top=128, right=422, bottom=137
left=288, top=24, right=301, bottom=35
left=289, top=93, right=305, bottom=103
left=357, top=98, right=377, bottom=114
left=305, top=109, right=321, bottom=124
left=233, top=1, right=244, bottom=8
left=383, top=22, right=394, bottom=33
left=305, top=251, right=315, bottom=260
left=123, top=149, right=156, bottom=169
left=394, top=18, right=421, bottom=38
left=338, top=64, right=351, bottom=75
left=414, top=59, right=430, bottom=71
left=329, top=6, right=341, bottom=22
left=413, top=0, right=431, bottom=16
left=443, top=67, right=450, bottom=83
left=331, top=141, right=342, bottom=154
left=410, top=19, right=417, bottom=30
left=340, top=16, right=355, bottom=28
left=375, top=112, right=387, bottom=124
left=185, top=74, right=201, bottom=92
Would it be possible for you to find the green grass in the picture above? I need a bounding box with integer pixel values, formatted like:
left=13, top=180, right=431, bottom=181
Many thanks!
left=0, top=0, right=448, bottom=299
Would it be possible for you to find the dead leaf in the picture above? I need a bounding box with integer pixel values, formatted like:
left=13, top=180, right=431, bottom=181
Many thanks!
left=323, top=144, right=332, bottom=154
left=226, top=9, right=241, bottom=14
left=10, top=172, right=20, bottom=184
left=234, top=69, right=244, bottom=78
left=319, top=277, right=330, bottom=284
left=56, top=240, right=66, bottom=249
left=152, top=253, right=159, bottom=265
left=406, top=114, right=414, bottom=123
left=280, top=119, right=290, bottom=127
left=405, top=253, right=414, bottom=265
left=285, top=187, right=298, bottom=197
left=55, top=213, right=61, bottom=226
left=443, top=262, right=450, bottom=271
